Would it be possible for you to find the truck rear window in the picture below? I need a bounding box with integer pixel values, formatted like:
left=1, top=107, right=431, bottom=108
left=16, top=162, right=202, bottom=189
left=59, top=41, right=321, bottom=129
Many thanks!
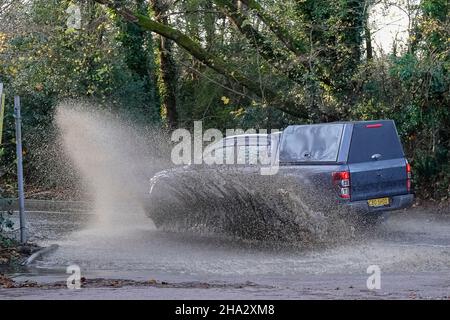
left=347, top=121, right=404, bottom=163
left=279, top=124, right=344, bottom=162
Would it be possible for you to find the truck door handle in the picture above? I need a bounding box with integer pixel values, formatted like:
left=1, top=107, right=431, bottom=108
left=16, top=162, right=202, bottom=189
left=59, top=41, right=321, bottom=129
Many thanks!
left=371, top=153, right=382, bottom=160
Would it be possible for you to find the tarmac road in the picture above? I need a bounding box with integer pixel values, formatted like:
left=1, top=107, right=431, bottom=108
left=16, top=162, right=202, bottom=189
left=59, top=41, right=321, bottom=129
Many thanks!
left=1, top=204, right=450, bottom=300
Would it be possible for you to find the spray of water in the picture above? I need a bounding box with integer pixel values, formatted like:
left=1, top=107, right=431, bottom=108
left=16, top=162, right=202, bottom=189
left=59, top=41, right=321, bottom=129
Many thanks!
left=147, top=165, right=358, bottom=246
left=55, top=102, right=171, bottom=229
left=53, top=102, right=358, bottom=248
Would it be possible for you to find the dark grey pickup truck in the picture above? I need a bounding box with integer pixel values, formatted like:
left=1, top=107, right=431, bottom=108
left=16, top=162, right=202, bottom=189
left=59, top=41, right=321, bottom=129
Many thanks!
left=146, top=119, right=413, bottom=238
left=276, top=120, right=414, bottom=218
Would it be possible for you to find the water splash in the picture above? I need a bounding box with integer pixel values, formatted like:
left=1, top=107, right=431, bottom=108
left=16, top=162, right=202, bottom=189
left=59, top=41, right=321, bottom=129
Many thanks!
left=55, top=102, right=170, bottom=229
left=147, top=165, right=357, bottom=246
left=55, top=102, right=356, bottom=247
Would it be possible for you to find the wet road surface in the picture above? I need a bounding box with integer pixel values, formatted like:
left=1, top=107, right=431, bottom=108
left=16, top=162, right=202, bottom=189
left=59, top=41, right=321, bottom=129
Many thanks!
left=1, top=206, right=450, bottom=299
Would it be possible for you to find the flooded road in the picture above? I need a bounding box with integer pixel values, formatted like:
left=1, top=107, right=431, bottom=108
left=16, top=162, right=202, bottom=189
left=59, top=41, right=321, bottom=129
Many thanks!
left=2, top=205, right=450, bottom=299
left=2, top=106, right=445, bottom=299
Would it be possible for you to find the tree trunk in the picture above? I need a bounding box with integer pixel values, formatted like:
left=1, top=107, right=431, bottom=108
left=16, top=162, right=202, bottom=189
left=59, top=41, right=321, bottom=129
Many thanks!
left=204, top=1, right=216, bottom=52
left=151, top=0, right=178, bottom=129
left=365, top=24, right=373, bottom=61
left=119, top=0, right=160, bottom=121
left=364, top=0, right=373, bottom=61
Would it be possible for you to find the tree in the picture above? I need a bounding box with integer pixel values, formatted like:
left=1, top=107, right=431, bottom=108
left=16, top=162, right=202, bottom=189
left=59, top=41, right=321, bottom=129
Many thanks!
left=93, top=0, right=311, bottom=118
left=1, top=0, right=448, bottom=199
left=117, top=0, right=160, bottom=122
left=151, top=0, right=178, bottom=128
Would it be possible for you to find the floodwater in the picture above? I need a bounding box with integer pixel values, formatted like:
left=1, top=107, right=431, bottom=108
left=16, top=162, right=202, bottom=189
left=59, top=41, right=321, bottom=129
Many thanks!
left=3, top=205, right=450, bottom=299
left=25, top=208, right=450, bottom=277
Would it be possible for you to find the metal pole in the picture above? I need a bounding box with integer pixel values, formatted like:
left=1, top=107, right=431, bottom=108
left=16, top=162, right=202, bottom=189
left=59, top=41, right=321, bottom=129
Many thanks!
left=0, top=83, right=5, bottom=145
left=14, top=96, right=27, bottom=243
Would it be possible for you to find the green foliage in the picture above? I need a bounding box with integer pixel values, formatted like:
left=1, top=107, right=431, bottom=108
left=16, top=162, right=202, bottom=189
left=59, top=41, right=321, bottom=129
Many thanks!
left=0, top=196, right=14, bottom=247
left=0, top=211, right=14, bottom=233
left=350, top=1, right=450, bottom=199
left=0, top=0, right=161, bottom=191
left=0, top=0, right=449, bottom=200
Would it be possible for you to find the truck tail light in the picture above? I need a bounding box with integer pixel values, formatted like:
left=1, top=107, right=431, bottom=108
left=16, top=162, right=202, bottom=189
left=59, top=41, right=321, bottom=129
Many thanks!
left=332, top=171, right=351, bottom=199
left=406, top=161, right=412, bottom=192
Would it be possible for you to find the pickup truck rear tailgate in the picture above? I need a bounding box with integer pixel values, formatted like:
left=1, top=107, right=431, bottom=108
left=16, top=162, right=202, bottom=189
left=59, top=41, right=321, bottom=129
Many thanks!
left=349, top=158, right=408, bottom=201
left=346, top=120, right=409, bottom=201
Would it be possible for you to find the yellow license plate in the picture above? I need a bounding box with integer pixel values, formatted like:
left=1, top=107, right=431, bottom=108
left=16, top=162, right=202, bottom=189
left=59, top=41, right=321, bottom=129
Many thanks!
left=368, top=197, right=390, bottom=207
